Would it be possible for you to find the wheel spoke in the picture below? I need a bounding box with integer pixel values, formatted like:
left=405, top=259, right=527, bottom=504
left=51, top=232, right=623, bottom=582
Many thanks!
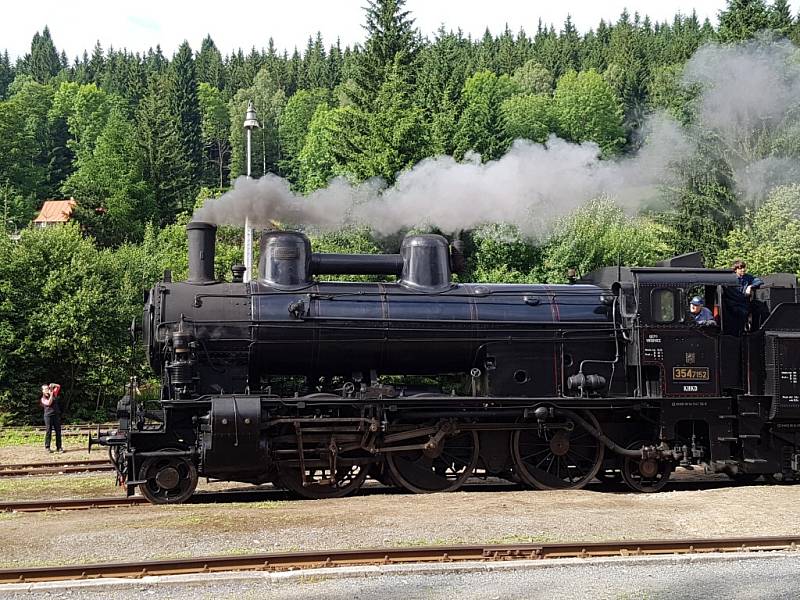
left=513, top=411, right=604, bottom=491
left=521, top=447, right=552, bottom=462
left=388, top=429, right=479, bottom=493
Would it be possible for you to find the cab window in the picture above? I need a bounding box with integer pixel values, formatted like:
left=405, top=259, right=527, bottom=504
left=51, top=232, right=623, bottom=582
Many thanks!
left=620, top=287, right=637, bottom=317
left=651, top=289, right=675, bottom=323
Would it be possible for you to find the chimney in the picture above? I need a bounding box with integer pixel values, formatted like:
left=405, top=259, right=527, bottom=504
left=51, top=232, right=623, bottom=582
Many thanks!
left=187, top=222, right=217, bottom=284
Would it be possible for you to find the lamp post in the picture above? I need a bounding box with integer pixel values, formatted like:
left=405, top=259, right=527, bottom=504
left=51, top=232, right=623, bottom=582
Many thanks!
left=243, top=100, right=261, bottom=283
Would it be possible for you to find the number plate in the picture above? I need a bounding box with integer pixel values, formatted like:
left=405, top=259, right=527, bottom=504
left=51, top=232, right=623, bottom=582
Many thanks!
left=672, top=367, right=710, bottom=381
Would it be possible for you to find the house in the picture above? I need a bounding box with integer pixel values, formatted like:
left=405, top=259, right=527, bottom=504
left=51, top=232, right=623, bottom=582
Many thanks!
left=33, top=198, right=77, bottom=228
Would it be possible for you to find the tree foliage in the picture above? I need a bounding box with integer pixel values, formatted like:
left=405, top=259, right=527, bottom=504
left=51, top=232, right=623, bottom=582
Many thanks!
left=137, top=75, right=193, bottom=222
left=352, top=0, right=420, bottom=108
left=278, top=88, right=332, bottom=184
left=542, top=199, right=672, bottom=281
left=501, top=94, right=553, bottom=143
left=719, top=184, right=800, bottom=274
left=553, top=69, right=625, bottom=154
left=453, top=70, right=516, bottom=161
left=168, top=41, right=203, bottom=197
left=717, top=0, right=771, bottom=42
left=197, top=82, right=231, bottom=188
left=0, top=225, right=124, bottom=421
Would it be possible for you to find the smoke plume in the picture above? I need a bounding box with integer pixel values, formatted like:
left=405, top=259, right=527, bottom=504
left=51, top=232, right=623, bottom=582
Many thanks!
left=193, top=39, right=800, bottom=236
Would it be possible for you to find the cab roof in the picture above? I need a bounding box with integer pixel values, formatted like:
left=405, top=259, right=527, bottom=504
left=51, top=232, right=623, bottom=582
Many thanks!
left=580, top=266, right=739, bottom=288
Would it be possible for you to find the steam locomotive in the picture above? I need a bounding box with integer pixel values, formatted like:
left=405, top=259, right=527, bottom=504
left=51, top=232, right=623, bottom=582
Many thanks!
left=95, top=222, right=800, bottom=503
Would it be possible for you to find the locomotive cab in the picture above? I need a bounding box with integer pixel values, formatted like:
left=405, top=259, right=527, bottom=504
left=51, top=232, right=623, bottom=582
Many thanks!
left=586, top=258, right=800, bottom=480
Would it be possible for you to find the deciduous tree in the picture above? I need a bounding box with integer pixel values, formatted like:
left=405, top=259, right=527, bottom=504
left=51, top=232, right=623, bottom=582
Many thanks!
left=553, top=69, right=625, bottom=154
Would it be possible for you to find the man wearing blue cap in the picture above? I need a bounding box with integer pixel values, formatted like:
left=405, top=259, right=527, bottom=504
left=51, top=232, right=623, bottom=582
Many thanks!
left=689, top=296, right=715, bottom=326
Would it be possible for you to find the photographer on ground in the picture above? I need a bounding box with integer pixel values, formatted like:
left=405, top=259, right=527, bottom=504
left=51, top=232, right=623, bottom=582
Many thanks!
left=40, top=383, right=64, bottom=453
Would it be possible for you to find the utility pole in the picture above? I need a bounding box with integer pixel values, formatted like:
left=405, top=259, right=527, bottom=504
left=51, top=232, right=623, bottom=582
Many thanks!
left=243, top=100, right=261, bottom=283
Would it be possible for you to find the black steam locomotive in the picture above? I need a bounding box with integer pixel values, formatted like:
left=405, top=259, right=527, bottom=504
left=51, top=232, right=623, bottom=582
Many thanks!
left=95, top=222, right=800, bottom=503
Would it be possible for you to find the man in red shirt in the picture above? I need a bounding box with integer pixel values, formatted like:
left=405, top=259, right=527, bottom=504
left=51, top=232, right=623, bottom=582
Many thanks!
left=40, top=383, right=63, bottom=453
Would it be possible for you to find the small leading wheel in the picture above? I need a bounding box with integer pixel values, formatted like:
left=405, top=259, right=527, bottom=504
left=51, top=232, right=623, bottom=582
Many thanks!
left=512, top=410, right=604, bottom=490
left=277, top=462, right=369, bottom=499
left=387, top=428, right=479, bottom=493
left=138, top=453, right=198, bottom=504
left=621, top=441, right=671, bottom=492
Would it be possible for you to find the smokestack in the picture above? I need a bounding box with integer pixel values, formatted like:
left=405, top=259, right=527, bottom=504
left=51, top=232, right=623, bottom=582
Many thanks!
left=187, top=222, right=217, bottom=284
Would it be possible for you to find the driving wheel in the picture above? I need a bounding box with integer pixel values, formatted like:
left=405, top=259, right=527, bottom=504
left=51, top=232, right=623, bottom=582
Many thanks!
left=512, top=409, right=604, bottom=490
left=387, top=427, right=479, bottom=493
left=277, top=462, right=369, bottom=499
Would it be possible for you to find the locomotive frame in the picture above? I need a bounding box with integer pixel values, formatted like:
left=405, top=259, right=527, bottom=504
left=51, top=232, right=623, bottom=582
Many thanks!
left=94, top=223, right=800, bottom=503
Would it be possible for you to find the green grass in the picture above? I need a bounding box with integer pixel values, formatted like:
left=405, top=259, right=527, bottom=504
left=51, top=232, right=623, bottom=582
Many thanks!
left=391, top=537, right=467, bottom=547
left=0, top=431, right=46, bottom=447
left=156, top=502, right=288, bottom=530
left=0, top=473, right=116, bottom=501
left=0, top=431, right=89, bottom=447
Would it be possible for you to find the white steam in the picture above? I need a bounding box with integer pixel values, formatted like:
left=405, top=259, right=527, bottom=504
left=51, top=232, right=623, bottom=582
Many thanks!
left=684, top=40, right=800, bottom=204
left=193, top=39, right=800, bottom=235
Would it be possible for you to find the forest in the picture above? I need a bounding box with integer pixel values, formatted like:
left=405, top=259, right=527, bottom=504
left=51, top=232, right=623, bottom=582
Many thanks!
left=2, top=0, right=800, bottom=422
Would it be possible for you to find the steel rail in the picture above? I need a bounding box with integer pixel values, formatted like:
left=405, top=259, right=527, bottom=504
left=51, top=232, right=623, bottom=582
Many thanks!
left=0, top=460, right=115, bottom=477
left=0, top=423, right=116, bottom=434
left=0, top=497, right=147, bottom=512
left=1, top=536, right=799, bottom=584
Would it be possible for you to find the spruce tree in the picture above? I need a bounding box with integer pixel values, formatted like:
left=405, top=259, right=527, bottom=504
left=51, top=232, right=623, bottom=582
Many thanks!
left=718, top=0, right=771, bottom=42
left=137, top=75, right=193, bottom=222
left=361, top=60, right=429, bottom=181
left=558, top=16, right=581, bottom=74
left=29, top=26, right=61, bottom=83
left=352, top=0, right=420, bottom=108
left=87, top=41, right=105, bottom=84
left=196, top=36, right=225, bottom=90
left=302, top=33, right=329, bottom=90
left=768, top=0, right=793, bottom=36
left=168, top=41, right=203, bottom=197
left=145, top=45, right=167, bottom=77
left=327, top=39, right=344, bottom=89
left=226, top=49, right=250, bottom=93
left=453, top=70, right=516, bottom=161
left=120, top=53, right=147, bottom=109
left=0, top=51, right=13, bottom=99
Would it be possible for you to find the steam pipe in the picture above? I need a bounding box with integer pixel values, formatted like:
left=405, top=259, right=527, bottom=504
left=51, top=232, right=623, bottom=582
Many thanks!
left=311, top=253, right=404, bottom=276
left=555, top=408, right=642, bottom=457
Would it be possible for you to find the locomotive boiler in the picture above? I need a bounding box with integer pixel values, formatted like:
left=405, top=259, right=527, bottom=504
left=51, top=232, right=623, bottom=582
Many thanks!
left=95, top=222, right=800, bottom=503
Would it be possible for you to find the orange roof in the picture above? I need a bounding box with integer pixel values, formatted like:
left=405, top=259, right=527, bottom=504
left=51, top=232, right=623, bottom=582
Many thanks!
left=33, top=199, right=77, bottom=223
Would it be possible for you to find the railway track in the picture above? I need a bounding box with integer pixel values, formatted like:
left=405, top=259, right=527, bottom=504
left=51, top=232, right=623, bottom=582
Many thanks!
left=0, top=422, right=115, bottom=432
left=0, top=459, right=114, bottom=477
left=0, top=423, right=116, bottom=438
left=0, top=476, right=745, bottom=514
left=1, top=536, right=798, bottom=584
